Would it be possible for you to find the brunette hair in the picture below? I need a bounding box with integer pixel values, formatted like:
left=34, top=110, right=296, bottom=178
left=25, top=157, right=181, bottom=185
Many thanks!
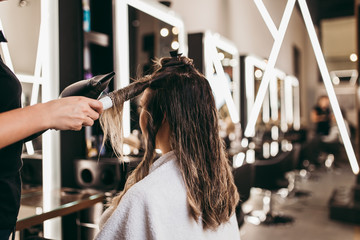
left=100, top=56, right=239, bottom=230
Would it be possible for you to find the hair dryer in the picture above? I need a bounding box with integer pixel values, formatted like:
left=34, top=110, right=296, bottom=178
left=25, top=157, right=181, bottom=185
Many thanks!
left=60, top=72, right=115, bottom=99
left=59, top=72, right=115, bottom=110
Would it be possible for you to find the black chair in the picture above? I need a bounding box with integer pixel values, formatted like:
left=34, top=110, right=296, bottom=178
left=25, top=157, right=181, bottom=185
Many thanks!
left=286, top=143, right=312, bottom=196
left=251, top=149, right=295, bottom=225
left=74, top=155, right=142, bottom=192
left=232, top=163, right=255, bottom=228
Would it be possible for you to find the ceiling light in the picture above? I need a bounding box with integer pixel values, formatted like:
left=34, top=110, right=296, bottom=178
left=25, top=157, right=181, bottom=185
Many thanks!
left=350, top=53, right=358, bottom=62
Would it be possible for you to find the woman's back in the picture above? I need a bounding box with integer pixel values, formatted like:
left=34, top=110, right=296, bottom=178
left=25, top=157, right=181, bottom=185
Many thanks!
left=96, top=151, right=240, bottom=240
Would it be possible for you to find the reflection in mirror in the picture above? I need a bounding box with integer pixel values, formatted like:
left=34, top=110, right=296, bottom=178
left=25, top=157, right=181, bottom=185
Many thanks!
left=241, top=55, right=289, bottom=159
left=128, top=5, right=180, bottom=132
left=241, top=56, right=285, bottom=134
left=284, top=75, right=300, bottom=131
left=204, top=32, right=240, bottom=123
left=188, top=32, right=241, bottom=166
left=203, top=32, right=241, bottom=156
left=114, top=0, right=186, bottom=154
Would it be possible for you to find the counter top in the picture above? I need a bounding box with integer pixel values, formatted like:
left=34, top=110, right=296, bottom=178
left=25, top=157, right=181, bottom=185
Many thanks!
left=17, top=187, right=105, bottom=230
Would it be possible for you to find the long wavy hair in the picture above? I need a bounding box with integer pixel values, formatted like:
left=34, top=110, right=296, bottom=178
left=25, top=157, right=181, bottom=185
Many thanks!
left=100, top=56, right=239, bottom=230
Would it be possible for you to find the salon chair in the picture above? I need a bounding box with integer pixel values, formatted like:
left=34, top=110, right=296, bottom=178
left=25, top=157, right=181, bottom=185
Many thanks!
left=232, top=162, right=255, bottom=228
left=284, top=129, right=309, bottom=169
left=74, top=158, right=124, bottom=191
left=320, top=141, right=347, bottom=169
left=285, top=143, right=311, bottom=197
left=284, top=128, right=308, bottom=144
left=74, top=155, right=143, bottom=192
left=251, top=149, right=295, bottom=225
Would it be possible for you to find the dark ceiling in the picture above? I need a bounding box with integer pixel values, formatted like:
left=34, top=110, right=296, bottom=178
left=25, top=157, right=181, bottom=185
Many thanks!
left=306, top=0, right=355, bottom=25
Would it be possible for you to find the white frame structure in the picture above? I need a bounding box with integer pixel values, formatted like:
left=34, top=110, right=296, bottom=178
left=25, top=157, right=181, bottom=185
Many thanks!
left=113, top=0, right=187, bottom=137
left=41, top=1, right=61, bottom=238
left=203, top=31, right=240, bottom=123
left=245, top=0, right=359, bottom=174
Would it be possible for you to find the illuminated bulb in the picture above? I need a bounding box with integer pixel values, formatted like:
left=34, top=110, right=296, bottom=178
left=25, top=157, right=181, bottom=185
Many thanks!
left=222, top=58, right=230, bottom=66
left=171, top=41, right=179, bottom=50
left=287, top=142, right=293, bottom=151
left=271, top=126, right=278, bottom=140
left=160, top=28, right=169, bottom=37
left=241, top=138, right=249, bottom=148
left=218, top=52, right=225, bottom=60
left=325, top=154, right=334, bottom=168
left=246, top=149, right=255, bottom=163
left=123, top=144, right=131, bottom=155
left=350, top=53, right=358, bottom=62
left=230, top=59, right=238, bottom=67
left=263, top=142, right=270, bottom=159
left=172, top=26, right=179, bottom=35
left=300, top=169, right=307, bottom=177
left=332, top=76, right=340, bottom=85
left=254, top=69, right=263, bottom=79
left=270, top=141, right=278, bottom=156
left=233, top=152, right=246, bottom=168
left=36, top=207, right=43, bottom=215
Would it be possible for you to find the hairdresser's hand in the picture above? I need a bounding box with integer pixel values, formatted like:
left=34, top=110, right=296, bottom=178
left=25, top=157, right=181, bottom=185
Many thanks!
left=44, top=96, right=103, bottom=131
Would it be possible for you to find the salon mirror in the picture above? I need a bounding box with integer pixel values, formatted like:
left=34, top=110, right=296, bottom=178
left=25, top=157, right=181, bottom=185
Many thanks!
left=113, top=0, right=186, bottom=154
left=202, top=32, right=241, bottom=155
left=240, top=55, right=289, bottom=158
left=127, top=5, right=181, bottom=131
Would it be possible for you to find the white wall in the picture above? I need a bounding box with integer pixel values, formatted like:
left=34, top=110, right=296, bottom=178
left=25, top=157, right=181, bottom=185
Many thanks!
left=0, top=0, right=40, bottom=75
left=321, top=16, right=357, bottom=72
left=172, top=0, right=318, bottom=126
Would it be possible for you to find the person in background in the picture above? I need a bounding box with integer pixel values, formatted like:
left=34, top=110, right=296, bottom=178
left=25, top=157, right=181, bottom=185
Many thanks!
left=304, top=105, right=349, bottom=168
left=96, top=56, right=240, bottom=240
left=311, top=95, right=332, bottom=136
left=0, top=46, right=103, bottom=240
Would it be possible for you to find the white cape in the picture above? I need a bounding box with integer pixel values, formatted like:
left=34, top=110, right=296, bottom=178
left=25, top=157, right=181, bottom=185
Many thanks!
left=95, top=151, right=240, bottom=240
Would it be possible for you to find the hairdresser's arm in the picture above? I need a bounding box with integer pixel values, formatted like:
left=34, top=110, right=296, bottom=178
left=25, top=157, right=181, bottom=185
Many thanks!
left=0, top=96, right=103, bottom=149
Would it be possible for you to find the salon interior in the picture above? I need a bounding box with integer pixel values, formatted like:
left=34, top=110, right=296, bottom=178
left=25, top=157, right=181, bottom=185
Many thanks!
left=1, top=0, right=360, bottom=239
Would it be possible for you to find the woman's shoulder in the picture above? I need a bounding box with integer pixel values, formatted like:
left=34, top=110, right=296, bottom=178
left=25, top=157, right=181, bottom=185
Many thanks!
left=125, top=156, right=185, bottom=203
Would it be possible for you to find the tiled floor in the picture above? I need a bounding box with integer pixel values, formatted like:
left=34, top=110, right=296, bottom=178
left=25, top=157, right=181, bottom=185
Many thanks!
left=240, top=162, right=359, bottom=240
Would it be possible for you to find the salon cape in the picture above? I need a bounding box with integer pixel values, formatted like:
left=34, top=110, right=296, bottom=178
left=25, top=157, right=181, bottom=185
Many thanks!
left=95, top=151, right=240, bottom=240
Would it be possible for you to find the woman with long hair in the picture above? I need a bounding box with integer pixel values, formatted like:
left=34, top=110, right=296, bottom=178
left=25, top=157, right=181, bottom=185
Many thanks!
left=96, top=56, right=240, bottom=239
